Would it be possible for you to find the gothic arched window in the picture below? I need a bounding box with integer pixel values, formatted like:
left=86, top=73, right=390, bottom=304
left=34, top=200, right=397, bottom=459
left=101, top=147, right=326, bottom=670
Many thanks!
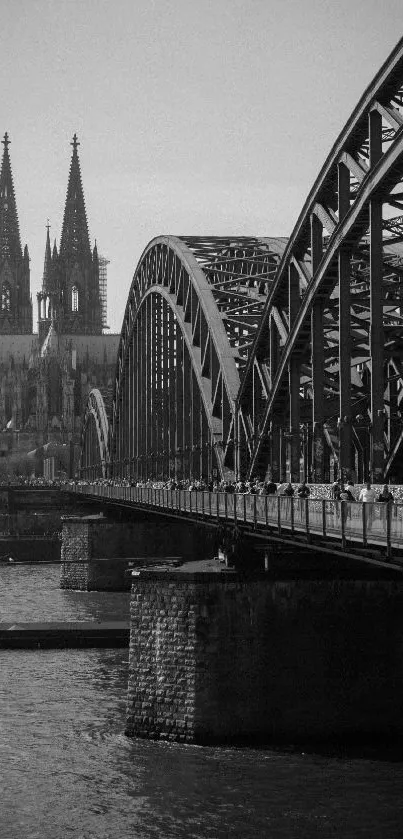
left=1, top=281, right=11, bottom=312
left=71, top=285, right=79, bottom=312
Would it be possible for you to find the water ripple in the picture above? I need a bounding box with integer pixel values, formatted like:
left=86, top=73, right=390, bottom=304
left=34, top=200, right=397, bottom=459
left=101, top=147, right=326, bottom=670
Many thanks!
left=1, top=568, right=403, bottom=837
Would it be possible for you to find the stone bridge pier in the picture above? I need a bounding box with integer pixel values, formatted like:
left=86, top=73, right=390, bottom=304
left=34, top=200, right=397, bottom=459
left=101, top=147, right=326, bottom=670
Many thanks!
left=125, top=568, right=403, bottom=745
left=60, top=511, right=218, bottom=591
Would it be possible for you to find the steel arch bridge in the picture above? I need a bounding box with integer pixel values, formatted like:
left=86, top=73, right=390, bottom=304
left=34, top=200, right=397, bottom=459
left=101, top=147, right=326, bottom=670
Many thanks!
left=79, top=236, right=285, bottom=481
left=80, top=37, right=403, bottom=485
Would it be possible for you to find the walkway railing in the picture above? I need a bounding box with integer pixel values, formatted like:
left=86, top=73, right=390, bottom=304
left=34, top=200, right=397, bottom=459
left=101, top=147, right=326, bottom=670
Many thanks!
left=70, top=484, right=403, bottom=559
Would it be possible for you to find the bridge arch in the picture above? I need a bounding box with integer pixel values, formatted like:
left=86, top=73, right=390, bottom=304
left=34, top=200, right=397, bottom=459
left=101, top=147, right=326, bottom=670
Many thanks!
left=110, top=236, right=284, bottom=481
left=79, top=388, right=110, bottom=479
left=238, top=37, right=403, bottom=484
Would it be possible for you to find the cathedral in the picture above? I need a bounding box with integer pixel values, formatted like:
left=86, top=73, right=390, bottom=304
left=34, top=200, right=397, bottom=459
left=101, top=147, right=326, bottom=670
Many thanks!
left=0, top=133, right=120, bottom=477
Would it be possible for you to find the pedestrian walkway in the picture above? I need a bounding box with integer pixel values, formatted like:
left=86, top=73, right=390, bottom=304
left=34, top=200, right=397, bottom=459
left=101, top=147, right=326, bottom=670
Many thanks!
left=70, top=483, right=403, bottom=563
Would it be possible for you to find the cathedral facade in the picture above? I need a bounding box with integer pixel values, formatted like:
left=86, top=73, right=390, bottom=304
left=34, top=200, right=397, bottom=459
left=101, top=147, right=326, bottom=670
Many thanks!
left=0, top=133, right=120, bottom=477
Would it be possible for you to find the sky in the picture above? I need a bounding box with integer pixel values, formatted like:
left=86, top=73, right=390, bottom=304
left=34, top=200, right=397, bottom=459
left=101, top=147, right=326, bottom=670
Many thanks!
left=1, top=0, right=403, bottom=333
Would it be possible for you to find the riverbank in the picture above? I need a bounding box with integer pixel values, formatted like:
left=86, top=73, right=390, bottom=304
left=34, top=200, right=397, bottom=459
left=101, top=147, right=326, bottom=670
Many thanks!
left=0, top=535, right=60, bottom=562
left=0, top=620, right=129, bottom=648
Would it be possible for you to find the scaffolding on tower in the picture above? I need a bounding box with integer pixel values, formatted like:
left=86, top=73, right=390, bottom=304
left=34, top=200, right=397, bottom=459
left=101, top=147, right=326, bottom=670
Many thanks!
left=98, top=255, right=109, bottom=331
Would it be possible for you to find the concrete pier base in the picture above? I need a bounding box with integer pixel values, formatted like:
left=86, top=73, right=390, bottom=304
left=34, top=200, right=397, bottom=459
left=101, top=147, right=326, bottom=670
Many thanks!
left=125, top=567, right=403, bottom=745
left=60, top=514, right=214, bottom=591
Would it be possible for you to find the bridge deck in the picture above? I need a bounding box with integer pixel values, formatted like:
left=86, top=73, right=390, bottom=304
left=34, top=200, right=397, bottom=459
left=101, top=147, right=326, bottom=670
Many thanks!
left=69, top=485, right=403, bottom=568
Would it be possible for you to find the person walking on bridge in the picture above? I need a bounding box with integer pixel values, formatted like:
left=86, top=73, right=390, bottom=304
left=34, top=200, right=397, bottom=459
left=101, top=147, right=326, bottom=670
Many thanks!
left=339, top=483, right=354, bottom=528
left=296, top=480, right=310, bottom=521
left=297, top=481, right=310, bottom=498
left=377, top=485, right=394, bottom=533
left=378, top=484, right=394, bottom=504
left=359, top=481, right=377, bottom=532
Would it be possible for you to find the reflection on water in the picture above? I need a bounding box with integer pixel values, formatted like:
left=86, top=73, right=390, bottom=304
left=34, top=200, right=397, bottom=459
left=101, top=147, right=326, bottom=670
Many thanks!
left=1, top=567, right=403, bottom=838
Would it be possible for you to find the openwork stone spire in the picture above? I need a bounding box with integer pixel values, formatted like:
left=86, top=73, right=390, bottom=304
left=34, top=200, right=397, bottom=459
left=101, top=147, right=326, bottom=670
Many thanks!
left=59, top=133, right=91, bottom=261
left=0, top=133, right=22, bottom=262
left=40, top=134, right=103, bottom=336
left=0, top=133, right=32, bottom=334
left=42, top=221, right=52, bottom=291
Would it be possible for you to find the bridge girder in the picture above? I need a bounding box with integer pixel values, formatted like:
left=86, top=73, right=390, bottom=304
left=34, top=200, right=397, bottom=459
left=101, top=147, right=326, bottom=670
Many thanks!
left=238, top=37, right=403, bottom=484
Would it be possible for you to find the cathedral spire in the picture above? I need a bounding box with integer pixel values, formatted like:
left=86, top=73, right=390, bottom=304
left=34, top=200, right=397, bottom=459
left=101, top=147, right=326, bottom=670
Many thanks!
left=0, top=132, right=22, bottom=262
left=42, top=221, right=52, bottom=291
left=59, top=134, right=91, bottom=261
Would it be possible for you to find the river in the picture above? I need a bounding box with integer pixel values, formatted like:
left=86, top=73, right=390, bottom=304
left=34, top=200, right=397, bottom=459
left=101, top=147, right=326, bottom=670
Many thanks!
left=1, top=566, right=403, bottom=838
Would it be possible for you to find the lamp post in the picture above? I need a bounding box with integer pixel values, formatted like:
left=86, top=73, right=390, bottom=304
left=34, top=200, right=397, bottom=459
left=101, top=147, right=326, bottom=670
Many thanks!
left=372, top=408, right=385, bottom=484
left=174, top=447, right=182, bottom=481
left=225, top=438, right=239, bottom=482
left=300, top=423, right=310, bottom=483
left=283, top=429, right=301, bottom=482
left=207, top=440, right=213, bottom=481
left=352, top=414, right=371, bottom=483
left=213, top=440, right=224, bottom=481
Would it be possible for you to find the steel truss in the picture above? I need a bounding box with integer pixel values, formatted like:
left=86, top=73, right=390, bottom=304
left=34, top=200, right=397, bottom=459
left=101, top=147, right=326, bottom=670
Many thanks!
left=79, top=388, right=110, bottom=478
left=238, top=37, right=403, bottom=484
left=108, top=236, right=284, bottom=481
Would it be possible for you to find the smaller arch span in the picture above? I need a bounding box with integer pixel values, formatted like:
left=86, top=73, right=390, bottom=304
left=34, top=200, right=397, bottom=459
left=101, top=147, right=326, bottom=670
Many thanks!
left=79, top=388, right=110, bottom=479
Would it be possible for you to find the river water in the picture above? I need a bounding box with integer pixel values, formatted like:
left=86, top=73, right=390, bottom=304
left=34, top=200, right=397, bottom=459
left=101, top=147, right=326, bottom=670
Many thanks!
left=1, top=566, right=403, bottom=838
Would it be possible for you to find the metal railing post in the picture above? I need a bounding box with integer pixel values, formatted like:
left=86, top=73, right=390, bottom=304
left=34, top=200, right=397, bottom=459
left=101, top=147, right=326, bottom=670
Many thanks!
left=386, top=501, right=392, bottom=559
left=322, top=499, right=326, bottom=538
left=305, top=498, right=310, bottom=542
left=277, top=496, right=281, bottom=535
left=341, top=501, right=346, bottom=551
left=362, top=503, right=367, bottom=547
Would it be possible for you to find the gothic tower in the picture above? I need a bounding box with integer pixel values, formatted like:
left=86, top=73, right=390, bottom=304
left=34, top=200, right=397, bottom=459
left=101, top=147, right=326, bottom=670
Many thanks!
left=0, top=133, right=32, bottom=334
left=37, top=134, right=102, bottom=340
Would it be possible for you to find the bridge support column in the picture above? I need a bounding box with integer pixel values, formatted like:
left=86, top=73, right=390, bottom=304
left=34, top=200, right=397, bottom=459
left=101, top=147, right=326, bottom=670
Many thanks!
left=289, top=357, right=301, bottom=482
left=60, top=514, right=140, bottom=591
left=125, top=571, right=403, bottom=745
left=288, top=264, right=301, bottom=482
left=339, top=245, right=352, bottom=481
left=370, top=195, right=385, bottom=483
left=269, top=423, right=281, bottom=482
left=310, top=213, right=325, bottom=482
left=369, top=108, right=385, bottom=483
